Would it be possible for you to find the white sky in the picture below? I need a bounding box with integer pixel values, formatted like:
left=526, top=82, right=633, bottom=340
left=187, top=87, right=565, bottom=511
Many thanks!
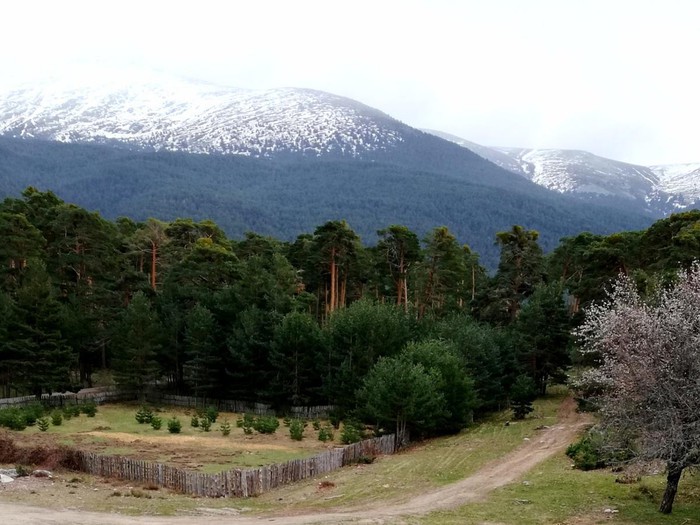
left=1, top=0, right=698, bottom=165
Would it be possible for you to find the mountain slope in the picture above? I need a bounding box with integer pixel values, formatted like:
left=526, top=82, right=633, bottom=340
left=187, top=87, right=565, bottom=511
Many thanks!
left=0, top=73, right=403, bottom=157
left=651, top=163, right=700, bottom=204
left=425, top=130, right=698, bottom=215
left=0, top=74, right=656, bottom=268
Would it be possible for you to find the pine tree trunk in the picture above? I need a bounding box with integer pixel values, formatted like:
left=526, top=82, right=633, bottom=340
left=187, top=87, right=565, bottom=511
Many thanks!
left=329, top=247, right=336, bottom=313
left=150, top=240, right=157, bottom=291
left=659, top=465, right=683, bottom=514
left=340, top=276, right=347, bottom=308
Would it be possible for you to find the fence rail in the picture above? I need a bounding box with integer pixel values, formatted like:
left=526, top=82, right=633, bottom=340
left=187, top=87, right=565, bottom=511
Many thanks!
left=0, top=391, right=334, bottom=419
left=70, top=433, right=395, bottom=497
left=0, top=388, right=134, bottom=409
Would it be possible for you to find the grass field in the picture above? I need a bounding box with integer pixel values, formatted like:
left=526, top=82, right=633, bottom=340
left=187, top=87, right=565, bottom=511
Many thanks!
left=12, top=403, right=339, bottom=471
left=1, top=394, right=699, bottom=523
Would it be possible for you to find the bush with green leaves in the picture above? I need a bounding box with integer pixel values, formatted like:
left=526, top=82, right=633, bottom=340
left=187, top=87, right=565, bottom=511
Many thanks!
left=239, top=413, right=255, bottom=434
left=51, top=411, right=63, bottom=426
left=566, top=429, right=634, bottom=471
left=312, top=419, right=321, bottom=431
left=328, top=409, right=342, bottom=430
left=253, top=415, right=279, bottom=434
left=510, top=375, right=537, bottom=420
left=167, top=417, right=182, bottom=434
left=36, top=417, right=50, bottom=432
left=22, top=403, right=45, bottom=426
left=289, top=419, right=304, bottom=440
left=219, top=419, right=231, bottom=436
left=200, top=417, right=212, bottom=432
left=318, top=425, right=334, bottom=442
left=135, top=406, right=154, bottom=424
left=1, top=411, right=27, bottom=431
left=63, top=404, right=81, bottom=419
left=190, top=415, right=200, bottom=428
left=0, top=408, right=29, bottom=430
left=340, top=420, right=363, bottom=444
left=205, top=406, right=218, bottom=423
left=81, top=402, right=98, bottom=417
left=150, top=416, right=163, bottom=430
left=566, top=433, right=607, bottom=470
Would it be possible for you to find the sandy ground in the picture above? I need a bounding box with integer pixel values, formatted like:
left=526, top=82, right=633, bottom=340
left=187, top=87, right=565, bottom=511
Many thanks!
left=0, top=398, right=589, bottom=525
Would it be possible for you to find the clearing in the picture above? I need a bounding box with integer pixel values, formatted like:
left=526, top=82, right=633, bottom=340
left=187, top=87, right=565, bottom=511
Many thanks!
left=0, top=395, right=609, bottom=524
left=11, top=404, right=336, bottom=471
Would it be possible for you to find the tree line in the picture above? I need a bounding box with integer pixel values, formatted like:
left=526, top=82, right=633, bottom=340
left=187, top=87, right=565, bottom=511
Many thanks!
left=1, top=187, right=698, bottom=439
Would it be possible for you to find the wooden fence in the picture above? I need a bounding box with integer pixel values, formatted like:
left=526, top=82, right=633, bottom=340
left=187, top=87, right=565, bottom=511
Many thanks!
left=0, top=391, right=334, bottom=419
left=0, top=388, right=134, bottom=409
left=70, top=433, right=396, bottom=497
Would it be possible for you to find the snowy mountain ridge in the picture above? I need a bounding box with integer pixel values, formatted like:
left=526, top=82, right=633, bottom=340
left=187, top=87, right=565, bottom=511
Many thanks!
left=0, top=72, right=404, bottom=158
left=424, top=129, right=699, bottom=214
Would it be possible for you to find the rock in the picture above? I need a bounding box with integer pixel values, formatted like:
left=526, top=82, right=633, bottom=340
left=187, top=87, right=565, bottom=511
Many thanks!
left=0, top=474, right=14, bottom=483
left=0, top=469, right=18, bottom=478
left=32, top=470, right=53, bottom=478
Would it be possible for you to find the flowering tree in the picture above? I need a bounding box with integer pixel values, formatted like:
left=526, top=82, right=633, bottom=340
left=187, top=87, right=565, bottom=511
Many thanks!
left=577, top=264, right=700, bottom=514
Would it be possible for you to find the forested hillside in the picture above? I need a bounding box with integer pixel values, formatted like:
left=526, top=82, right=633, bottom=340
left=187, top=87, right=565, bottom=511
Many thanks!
left=2, top=188, right=698, bottom=438
left=0, top=136, right=655, bottom=269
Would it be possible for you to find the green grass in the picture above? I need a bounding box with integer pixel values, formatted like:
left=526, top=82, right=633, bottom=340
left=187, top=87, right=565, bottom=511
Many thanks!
left=4, top=393, right=699, bottom=523
left=244, top=392, right=567, bottom=513
left=415, top=455, right=700, bottom=525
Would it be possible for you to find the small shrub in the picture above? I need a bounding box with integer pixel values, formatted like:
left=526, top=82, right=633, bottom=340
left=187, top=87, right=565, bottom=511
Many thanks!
left=289, top=419, right=304, bottom=441
left=253, top=415, right=280, bottom=434
left=167, top=417, right=182, bottom=434
left=318, top=426, right=334, bottom=442
left=283, top=416, right=292, bottom=427
left=135, top=406, right=154, bottom=424
left=356, top=455, right=375, bottom=464
left=130, top=488, right=151, bottom=499
left=312, top=419, right=321, bottom=431
left=240, top=413, right=255, bottom=434
left=63, top=405, right=81, bottom=419
left=205, top=406, right=218, bottom=423
left=329, top=409, right=342, bottom=429
left=50, top=411, right=63, bottom=426
left=200, top=417, right=212, bottom=432
left=510, top=375, right=537, bottom=420
left=190, top=415, right=200, bottom=428
left=340, top=420, right=363, bottom=444
left=219, top=419, right=231, bottom=436
left=81, top=402, right=98, bottom=417
left=150, top=416, right=162, bottom=430
left=143, top=483, right=159, bottom=491
left=36, top=417, right=50, bottom=432
left=15, top=465, right=30, bottom=477
left=22, top=403, right=45, bottom=426
left=566, top=432, right=607, bottom=470
left=6, top=413, right=27, bottom=431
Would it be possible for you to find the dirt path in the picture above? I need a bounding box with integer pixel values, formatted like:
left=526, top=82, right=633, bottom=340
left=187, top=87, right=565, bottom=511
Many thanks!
left=0, top=398, right=590, bottom=525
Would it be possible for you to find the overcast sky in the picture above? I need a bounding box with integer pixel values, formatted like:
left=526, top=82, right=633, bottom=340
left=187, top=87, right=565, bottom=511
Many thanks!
left=2, top=0, right=698, bottom=165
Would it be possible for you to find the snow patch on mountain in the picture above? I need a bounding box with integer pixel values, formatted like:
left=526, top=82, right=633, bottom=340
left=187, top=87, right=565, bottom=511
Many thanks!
left=0, top=71, right=403, bottom=157
left=651, top=163, right=700, bottom=204
left=424, top=129, right=699, bottom=215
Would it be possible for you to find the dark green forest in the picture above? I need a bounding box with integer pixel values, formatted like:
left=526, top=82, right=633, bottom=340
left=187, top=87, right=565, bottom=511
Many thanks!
left=0, top=136, right=655, bottom=269
left=1, top=187, right=698, bottom=438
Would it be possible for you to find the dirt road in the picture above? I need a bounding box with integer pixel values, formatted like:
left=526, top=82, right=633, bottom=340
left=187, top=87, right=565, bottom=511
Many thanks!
left=0, top=399, right=589, bottom=525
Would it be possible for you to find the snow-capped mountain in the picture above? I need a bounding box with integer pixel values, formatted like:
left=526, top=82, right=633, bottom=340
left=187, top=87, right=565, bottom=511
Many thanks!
left=0, top=70, right=404, bottom=158
left=651, top=163, right=700, bottom=205
left=425, top=129, right=699, bottom=215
